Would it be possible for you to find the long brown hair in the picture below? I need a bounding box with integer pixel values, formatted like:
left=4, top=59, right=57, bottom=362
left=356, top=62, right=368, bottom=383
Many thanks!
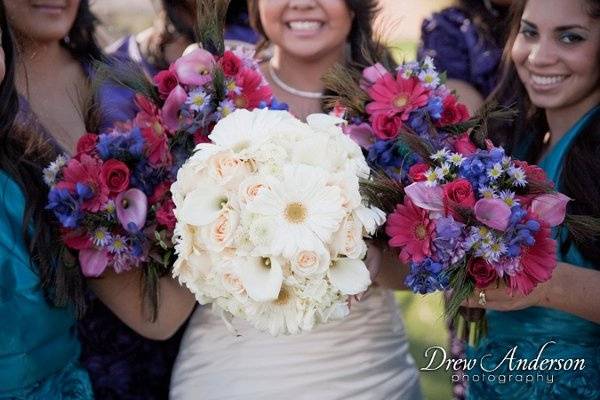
left=0, top=0, right=86, bottom=312
left=490, top=0, right=600, bottom=264
left=247, top=0, right=382, bottom=67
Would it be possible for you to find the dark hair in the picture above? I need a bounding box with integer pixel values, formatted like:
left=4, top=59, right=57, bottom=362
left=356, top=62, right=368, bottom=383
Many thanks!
left=248, top=0, right=381, bottom=67
left=490, top=0, right=600, bottom=264
left=456, top=0, right=511, bottom=48
left=0, top=2, right=84, bottom=311
left=61, top=0, right=103, bottom=62
left=226, top=0, right=249, bottom=26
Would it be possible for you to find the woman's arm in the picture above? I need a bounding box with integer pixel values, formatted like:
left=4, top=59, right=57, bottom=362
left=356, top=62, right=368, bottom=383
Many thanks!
left=89, top=270, right=196, bottom=340
left=445, top=79, right=484, bottom=115
left=369, top=243, right=410, bottom=290
left=464, top=262, right=600, bottom=323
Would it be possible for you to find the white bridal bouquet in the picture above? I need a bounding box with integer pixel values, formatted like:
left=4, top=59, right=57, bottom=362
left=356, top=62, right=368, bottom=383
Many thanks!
left=171, top=109, right=385, bottom=335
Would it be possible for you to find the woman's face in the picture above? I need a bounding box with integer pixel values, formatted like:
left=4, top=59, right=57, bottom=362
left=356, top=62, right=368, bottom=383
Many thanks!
left=4, top=0, right=80, bottom=45
left=258, top=0, right=353, bottom=60
left=511, top=0, right=600, bottom=112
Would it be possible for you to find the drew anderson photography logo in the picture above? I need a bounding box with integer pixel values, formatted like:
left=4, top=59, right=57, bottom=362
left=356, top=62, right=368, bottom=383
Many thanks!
left=420, top=341, right=586, bottom=385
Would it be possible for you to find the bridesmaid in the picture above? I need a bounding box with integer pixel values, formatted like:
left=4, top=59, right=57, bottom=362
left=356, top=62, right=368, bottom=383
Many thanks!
left=464, top=0, right=600, bottom=398
left=0, top=2, right=93, bottom=398
left=101, top=0, right=258, bottom=129
left=3, top=1, right=195, bottom=398
left=418, top=0, right=511, bottom=112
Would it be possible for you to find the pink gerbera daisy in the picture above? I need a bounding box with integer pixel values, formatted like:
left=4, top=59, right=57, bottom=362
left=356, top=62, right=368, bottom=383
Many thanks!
left=366, top=74, right=429, bottom=120
left=508, top=222, right=557, bottom=295
left=386, top=197, right=436, bottom=263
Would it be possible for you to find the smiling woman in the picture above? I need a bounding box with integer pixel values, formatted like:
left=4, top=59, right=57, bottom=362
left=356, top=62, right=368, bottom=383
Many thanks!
left=466, top=0, right=600, bottom=398
left=167, top=1, right=422, bottom=400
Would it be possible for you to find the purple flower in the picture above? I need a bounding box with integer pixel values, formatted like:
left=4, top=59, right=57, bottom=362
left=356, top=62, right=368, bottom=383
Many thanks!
left=116, top=189, right=148, bottom=233
left=433, top=216, right=466, bottom=264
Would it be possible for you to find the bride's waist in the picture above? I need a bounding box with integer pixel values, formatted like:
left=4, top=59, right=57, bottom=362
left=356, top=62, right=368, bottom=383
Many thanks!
left=188, top=287, right=403, bottom=341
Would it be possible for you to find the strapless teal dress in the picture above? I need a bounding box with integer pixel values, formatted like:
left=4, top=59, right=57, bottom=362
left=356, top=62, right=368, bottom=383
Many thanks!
left=0, top=170, right=93, bottom=399
left=466, top=106, right=600, bottom=399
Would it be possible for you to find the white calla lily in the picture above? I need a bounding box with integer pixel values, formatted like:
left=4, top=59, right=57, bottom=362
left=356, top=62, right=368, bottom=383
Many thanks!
left=238, top=256, right=283, bottom=302
left=327, top=258, right=371, bottom=295
left=180, top=186, right=229, bottom=226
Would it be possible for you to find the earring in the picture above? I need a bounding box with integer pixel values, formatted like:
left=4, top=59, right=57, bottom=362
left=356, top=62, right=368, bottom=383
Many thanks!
left=63, top=35, right=71, bottom=45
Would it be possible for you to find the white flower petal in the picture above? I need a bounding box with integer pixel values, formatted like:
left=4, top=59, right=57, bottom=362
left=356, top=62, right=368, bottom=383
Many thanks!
left=238, top=257, right=283, bottom=302
left=327, top=258, right=371, bottom=295
left=180, top=186, right=228, bottom=226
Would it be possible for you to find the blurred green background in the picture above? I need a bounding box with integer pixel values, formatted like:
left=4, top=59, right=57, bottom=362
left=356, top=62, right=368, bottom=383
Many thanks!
left=91, top=2, right=453, bottom=399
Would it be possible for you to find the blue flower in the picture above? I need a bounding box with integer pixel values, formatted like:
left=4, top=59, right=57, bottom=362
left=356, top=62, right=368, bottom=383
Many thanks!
left=47, top=187, right=84, bottom=228
left=405, top=258, right=449, bottom=294
left=368, top=139, right=402, bottom=169
left=433, top=216, right=466, bottom=264
left=408, top=110, right=430, bottom=137
left=97, top=128, right=145, bottom=160
left=426, top=96, right=443, bottom=120
left=259, top=97, right=289, bottom=111
left=130, top=160, right=169, bottom=197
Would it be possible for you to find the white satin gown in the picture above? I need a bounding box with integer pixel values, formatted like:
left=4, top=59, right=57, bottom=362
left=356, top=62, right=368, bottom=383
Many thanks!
left=169, top=287, right=422, bottom=400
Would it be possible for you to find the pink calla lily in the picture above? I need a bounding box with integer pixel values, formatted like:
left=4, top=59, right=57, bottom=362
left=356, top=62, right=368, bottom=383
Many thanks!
left=530, top=193, right=571, bottom=227
left=162, top=85, right=188, bottom=132
left=342, top=123, right=375, bottom=150
left=474, top=198, right=512, bottom=231
left=116, top=188, right=148, bottom=233
left=79, top=248, right=109, bottom=277
left=405, top=181, right=444, bottom=212
left=173, top=48, right=216, bottom=86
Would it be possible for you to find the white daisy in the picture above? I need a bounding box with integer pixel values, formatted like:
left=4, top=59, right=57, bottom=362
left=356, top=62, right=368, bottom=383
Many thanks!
left=186, top=88, right=212, bottom=113
left=430, top=148, right=450, bottom=162
left=418, top=68, right=440, bottom=88
left=448, top=152, right=465, bottom=166
left=246, top=285, right=305, bottom=336
left=42, top=154, right=69, bottom=187
left=487, top=162, right=504, bottom=180
left=246, top=164, right=346, bottom=258
left=508, top=166, right=527, bottom=187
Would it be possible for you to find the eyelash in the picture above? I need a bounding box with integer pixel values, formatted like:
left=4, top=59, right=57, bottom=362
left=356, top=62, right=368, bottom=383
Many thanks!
left=519, top=28, right=585, bottom=45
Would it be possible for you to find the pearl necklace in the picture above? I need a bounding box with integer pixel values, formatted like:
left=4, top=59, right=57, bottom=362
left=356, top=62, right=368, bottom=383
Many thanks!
left=268, top=62, right=323, bottom=99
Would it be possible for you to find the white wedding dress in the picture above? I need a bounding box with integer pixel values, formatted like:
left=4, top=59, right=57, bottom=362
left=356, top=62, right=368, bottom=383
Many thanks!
left=170, top=287, right=422, bottom=400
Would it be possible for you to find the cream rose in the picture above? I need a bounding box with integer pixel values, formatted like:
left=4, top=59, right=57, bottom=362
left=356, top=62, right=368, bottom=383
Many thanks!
left=200, top=208, right=239, bottom=252
left=290, top=249, right=330, bottom=277
left=238, top=176, right=270, bottom=205
left=208, top=150, right=247, bottom=186
left=332, top=215, right=367, bottom=259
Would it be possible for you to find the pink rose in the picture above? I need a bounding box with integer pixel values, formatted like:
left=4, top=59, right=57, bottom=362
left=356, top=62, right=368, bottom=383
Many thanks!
left=101, top=159, right=130, bottom=194
left=454, top=133, right=477, bottom=156
left=467, top=258, right=497, bottom=288
left=154, top=70, right=179, bottom=99
left=371, top=113, right=402, bottom=140
left=76, top=133, right=98, bottom=156
left=408, top=163, right=429, bottom=182
left=442, top=179, right=476, bottom=220
left=218, top=50, right=242, bottom=77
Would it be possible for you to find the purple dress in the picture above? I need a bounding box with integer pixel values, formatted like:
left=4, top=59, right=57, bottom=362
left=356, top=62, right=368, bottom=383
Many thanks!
left=417, top=7, right=503, bottom=400
left=78, top=37, right=188, bottom=400
left=418, top=7, right=502, bottom=97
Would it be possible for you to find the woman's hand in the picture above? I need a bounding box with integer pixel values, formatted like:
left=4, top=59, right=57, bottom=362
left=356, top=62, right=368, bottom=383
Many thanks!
left=461, top=262, right=600, bottom=323
left=462, top=280, right=551, bottom=312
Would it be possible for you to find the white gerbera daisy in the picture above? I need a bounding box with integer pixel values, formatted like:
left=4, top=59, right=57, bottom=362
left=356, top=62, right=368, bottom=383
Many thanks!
left=246, top=285, right=304, bottom=336
left=246, top=164, right=346, bottom=257
left=208, top=108, right=295, bottom=152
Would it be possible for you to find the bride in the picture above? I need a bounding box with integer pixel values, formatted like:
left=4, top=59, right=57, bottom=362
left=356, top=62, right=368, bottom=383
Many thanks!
left=169, top=1, right=422, bottom=399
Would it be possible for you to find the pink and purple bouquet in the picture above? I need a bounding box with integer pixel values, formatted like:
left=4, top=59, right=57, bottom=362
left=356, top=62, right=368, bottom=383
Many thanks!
left=44, top=46, right=283, bottom=284
left=326, top=56, right=470, bottom=182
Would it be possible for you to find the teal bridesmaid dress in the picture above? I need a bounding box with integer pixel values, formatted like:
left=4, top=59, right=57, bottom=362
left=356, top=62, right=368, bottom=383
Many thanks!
left=466, top=106, right=600, bottom=399
left=0, top=170, right=93, bottom=399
